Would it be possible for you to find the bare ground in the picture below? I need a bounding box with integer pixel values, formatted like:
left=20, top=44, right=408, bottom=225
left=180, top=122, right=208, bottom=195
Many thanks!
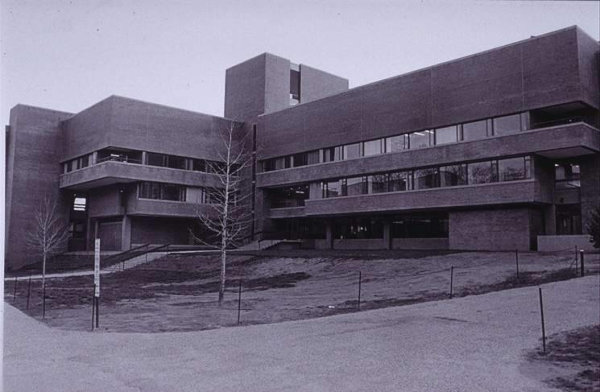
left=4, top=249, right=599, bottom=332
left=525, top=325, right=600, bottom=392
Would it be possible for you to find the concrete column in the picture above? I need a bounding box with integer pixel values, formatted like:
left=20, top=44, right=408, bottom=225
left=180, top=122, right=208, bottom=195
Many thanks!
left=141, top=151, right=147, bottom=165
left=121, top=215, right=132, bottom=250
left=383, top=220, right=392, bottom=250
left=326, top=220, right=334, bottom=249
left=92, top=151, right=98, bottom=165
left=544, top=205, right=556, bottom=235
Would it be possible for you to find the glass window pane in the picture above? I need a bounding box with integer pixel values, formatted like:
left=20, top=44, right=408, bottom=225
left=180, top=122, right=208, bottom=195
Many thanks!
left=369, top=174, right=387, bottom=193
left=435, top=125, right=458, bottom=145
left=147, top=152, right=166, bottom=167
left=363, top=139, right=382, bottom=156
left=498, top=157, right=528, bottom=181
left=385, top=134, right=409, bottom=153
left=292, top=153, right=308, bottom=167
left=468, top=161, right=496, bottom=184
left=343, top=143, right=361, bottom=160
left=307, top=150, right=320, bottom=165
left=323, top=180, right=341, bottom=198
left=388, top=171, right=410, bottom=192
left=167, top=155, right=186, bottom=170
left=440, top=164, right=467, bottom=187
left=493, top=114, right=521, bottom=136
left=409, top=130, right=433, bottom=149
left=461, top=120, right=488, bottom=141
left=414, top=168, right=439, bottom=189
left=345, top=177, right=367, bottom=196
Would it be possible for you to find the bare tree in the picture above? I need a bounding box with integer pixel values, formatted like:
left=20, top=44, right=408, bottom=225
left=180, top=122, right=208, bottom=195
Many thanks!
left=25, top=195, right=70, bottom=317
left=193, top=122, right=253, bottom=305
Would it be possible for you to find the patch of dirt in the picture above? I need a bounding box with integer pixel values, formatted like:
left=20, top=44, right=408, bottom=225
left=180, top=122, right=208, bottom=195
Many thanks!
left=526, top=325, right=600, bottom=392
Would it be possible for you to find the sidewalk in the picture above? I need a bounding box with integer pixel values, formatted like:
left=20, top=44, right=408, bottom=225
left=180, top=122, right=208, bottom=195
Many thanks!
left=4, top=275, right=599, bottom=392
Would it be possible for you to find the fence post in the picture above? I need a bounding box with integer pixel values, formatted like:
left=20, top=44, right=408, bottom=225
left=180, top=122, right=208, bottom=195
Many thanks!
left=26, top=276, right=32, bottom=310
left=580, top=250, right=584, bottom=277
left=42, top=282, right=46, bottom=319
left=237, top=279, right=242, bottom=325
left=515, top=249, right=519, bottom=281
left=538, top=287, right=546, bottom=354
left=449, top=266, right=454, bottom=299
left=91, top=284, right=96, bottom=331
left=574, top=246, right=578, bottom=270
left=95, top=296, right=99, bottom=329
left=13, top=276, right=18, bottom=301
left=357, top=271, right=362, bottom=310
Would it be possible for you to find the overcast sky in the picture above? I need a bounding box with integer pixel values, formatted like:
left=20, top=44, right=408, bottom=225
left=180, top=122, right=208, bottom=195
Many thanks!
left=1, top=0, right=599, bottom=124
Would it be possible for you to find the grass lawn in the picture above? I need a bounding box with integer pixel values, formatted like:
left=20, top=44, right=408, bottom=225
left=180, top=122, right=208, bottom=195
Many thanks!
left=5, top=249, right=599, bottom=332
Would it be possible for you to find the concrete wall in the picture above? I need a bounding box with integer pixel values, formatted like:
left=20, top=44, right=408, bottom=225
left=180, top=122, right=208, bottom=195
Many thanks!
left=257, top=27, right=597, bottom=160
left=392, top=238, right=449, bottom=250
left=537, top=235, right=595, bottom=252
left=449, top=208, right=531, bottom=251
left=62, top=96, right=240, bottom=162
left=88, top=185, right=123, bottom=218
left=5, top=105, right=73, bottom=270
left=300, top=64, right=349, bottom=103
left=224, top=54, right=268, bottom=121
left=131, top=217, right=195, bottom=245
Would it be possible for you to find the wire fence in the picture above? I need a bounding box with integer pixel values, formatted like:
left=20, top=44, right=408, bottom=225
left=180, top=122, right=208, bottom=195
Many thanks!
left=5, top=248, right=600, bottom=331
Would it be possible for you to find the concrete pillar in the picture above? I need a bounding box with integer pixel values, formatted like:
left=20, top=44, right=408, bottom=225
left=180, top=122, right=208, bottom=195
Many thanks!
left=544, top=205, right=556, bottom=235
left=92, top=151, right=98, bottom=165
left=121, top=215, right=132, bottom=250
left=141, top=151, right=147, bottom=165
left=326, top=220, right=334, bottom=249
left=383, top=220, right=392, bottom=250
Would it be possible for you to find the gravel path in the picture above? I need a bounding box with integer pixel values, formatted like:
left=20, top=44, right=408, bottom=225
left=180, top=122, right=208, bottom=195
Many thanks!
left=4, top=275, right=599, bottom=392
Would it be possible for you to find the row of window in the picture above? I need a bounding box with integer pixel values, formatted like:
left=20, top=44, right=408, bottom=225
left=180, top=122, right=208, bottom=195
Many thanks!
left=320, top=156, right=531, bottom=198
left=261, top=112, right=531, bottom=172
left=321, top=156, right=531, bottom=198
left=137, top=182, right=235, bottom=204
left=63, top=148, right=229, bottom=174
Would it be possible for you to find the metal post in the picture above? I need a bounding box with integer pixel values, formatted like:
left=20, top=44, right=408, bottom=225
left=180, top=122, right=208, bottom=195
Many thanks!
left=13, top=276, right=17, bottom=301
left=91, top=284, right=96, bottom=331
left=539, top=287, right=546, bottom=354
left=357, top=271, right=362, bottom=310
left=42, top=282, right=46, bottom=319
left=515, top=249, right=519, bottom=281
left=95, top=297, right=99, bottom=329
left=574, top=246, right=578, bottom=270
left=449, top=266, right=454, bottom=299
left=237, top=279, right=242, bottom=325
left=580, top=250, right=585, bottom=277
left=26, top=276, right=32, bottom=310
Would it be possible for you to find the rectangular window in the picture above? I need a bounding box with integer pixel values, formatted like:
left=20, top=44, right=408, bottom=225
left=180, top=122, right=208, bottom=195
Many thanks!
left=322, top=146, right=342, bottom=162
left=273, top=156, right=291, bottom=170
left=343, top=143, right=361, bottom=160
left=343, top=177, right=367, bottom=196
left=292, top=152, right=308, bottom=167
left=191, top=159, right=206, bottom=172
left=439, top=164, right=467, bottom=187
left=186, top=187, right=205, bottom=204
left=167, top=155, right=186, bottom=170
left=435, top=125, right=458, bottom=145
left=493, top=114, right=521, bottom=136
left=146, top=152, right=166, bottom=167
left=334, top=217, right=384, bottom=239
left=363, top=139, right=383, bottom=157
left=498, top=157, right=530, bottom=182
left=414, top=168, right=440, bottom=190
left=388, top=171, right=411, bottom=192
left=322, top=180, right=341, bottom=198
left=468, top=161, right=498, bottom=184
left=307, top=150, right=320, bottom=165
left=80, top=155, right=89, bottom=168
left=461, top=119, right=490, bottom=141
left=385, top=134, right=409, bottom=153
left=369, top=174, right=388, bottom=193
left=409, top=130, right=433, bottom=149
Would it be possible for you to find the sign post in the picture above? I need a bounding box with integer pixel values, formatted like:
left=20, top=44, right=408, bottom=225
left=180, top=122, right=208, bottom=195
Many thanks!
left=94, top=239, right=101, bottom=329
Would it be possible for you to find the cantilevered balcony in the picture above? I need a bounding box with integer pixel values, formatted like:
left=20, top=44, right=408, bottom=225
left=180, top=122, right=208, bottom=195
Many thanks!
left=257, top=122, right=599, bottom=188
left=268, top=180, right=548, bottom=218
left=59, top=160, right=222, bottom=190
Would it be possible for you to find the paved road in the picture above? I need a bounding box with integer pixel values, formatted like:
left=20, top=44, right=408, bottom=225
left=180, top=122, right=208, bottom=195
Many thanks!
left=4, top=276, right=599, bottom=392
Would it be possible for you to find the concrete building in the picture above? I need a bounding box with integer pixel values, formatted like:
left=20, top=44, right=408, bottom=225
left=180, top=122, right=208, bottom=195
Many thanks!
left=5, top=26, right=600, bottom=270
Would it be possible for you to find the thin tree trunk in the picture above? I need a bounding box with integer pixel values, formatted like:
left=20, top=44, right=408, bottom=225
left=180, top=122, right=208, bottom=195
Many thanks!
left=218, top=248, right=226, bottom=304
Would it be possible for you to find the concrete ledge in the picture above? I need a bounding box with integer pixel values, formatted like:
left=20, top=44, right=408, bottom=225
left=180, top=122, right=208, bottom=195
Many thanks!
left=537, top=235, right=596, bottom=252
